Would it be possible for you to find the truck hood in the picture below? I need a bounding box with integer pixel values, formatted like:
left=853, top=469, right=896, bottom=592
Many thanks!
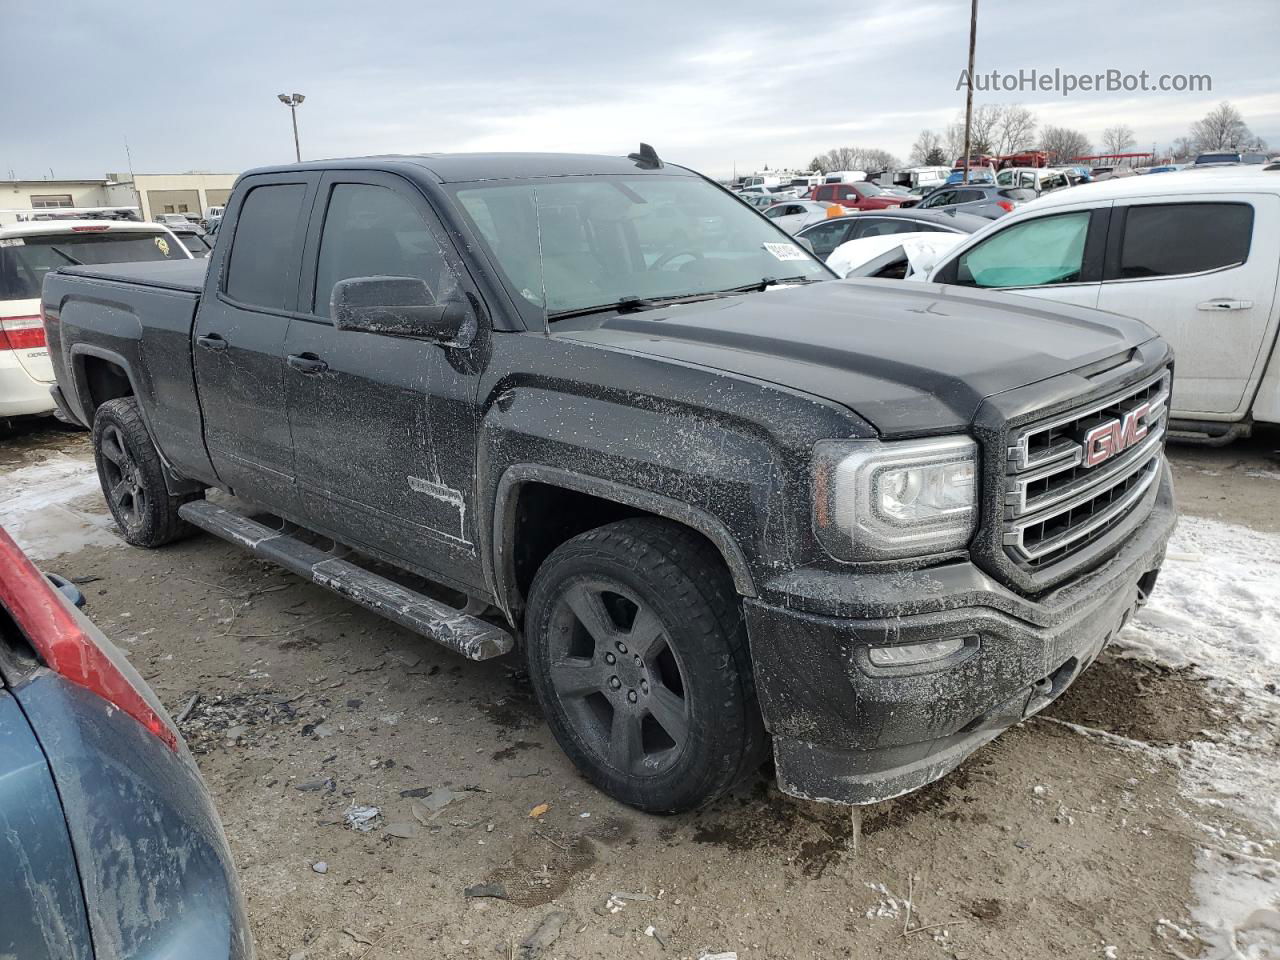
left=559, top=279, right=1156, bottom=437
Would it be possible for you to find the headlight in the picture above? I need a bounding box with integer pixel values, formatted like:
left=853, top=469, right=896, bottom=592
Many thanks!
left=812, top=436, right=978, bottom=561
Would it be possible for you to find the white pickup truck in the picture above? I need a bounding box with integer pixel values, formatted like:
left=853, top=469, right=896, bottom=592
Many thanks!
left=841, top=167, right=1280, bottom=442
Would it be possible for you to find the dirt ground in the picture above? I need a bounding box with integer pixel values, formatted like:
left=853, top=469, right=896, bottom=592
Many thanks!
left=2, top=422, right=1278, bottom=960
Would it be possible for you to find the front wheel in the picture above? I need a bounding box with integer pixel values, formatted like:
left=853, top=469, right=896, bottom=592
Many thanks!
left=525, top=518, right=764, bottom=813
left=92, top=397, right=200, bottom=547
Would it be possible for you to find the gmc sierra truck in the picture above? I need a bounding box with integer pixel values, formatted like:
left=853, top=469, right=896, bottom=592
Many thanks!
left=42, top=148, right=1177, bottom=812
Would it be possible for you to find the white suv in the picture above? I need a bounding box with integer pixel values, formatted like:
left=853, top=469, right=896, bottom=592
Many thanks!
left=0, top=221, right=191, bottom=421
left=921, top=167, right=1280, bottom=439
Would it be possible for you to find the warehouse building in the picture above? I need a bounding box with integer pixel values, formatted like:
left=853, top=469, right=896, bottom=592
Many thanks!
left=1, top=171, right=238, bottom=223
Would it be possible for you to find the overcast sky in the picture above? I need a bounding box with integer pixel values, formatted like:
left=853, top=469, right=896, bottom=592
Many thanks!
left=3, top=0, right=1277, bottom=181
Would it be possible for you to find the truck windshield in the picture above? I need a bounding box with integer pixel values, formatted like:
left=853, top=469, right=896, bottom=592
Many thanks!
left=0, top=231, right=186, bottom=300
left=452, top=175, right=829, bottom=319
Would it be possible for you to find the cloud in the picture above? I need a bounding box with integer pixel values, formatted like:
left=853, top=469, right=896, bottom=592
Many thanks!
left=0, top=0, right=1275, bottom=182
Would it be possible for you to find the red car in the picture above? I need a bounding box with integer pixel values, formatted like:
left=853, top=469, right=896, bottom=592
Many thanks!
left=810, top=181, right=903, bottom=211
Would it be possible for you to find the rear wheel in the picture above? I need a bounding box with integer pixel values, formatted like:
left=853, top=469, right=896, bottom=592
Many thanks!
left=92, top=397, right=200, bottom=547
left=525, top=518, right=764, bottom=813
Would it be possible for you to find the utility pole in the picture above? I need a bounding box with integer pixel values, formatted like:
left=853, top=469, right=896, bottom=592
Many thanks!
left=277, top=93, right=306, bottom=162
left=961, top=0, right=978, bottom=184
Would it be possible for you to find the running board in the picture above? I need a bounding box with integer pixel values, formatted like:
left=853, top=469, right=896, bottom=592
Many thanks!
left=178, top=501, right=514, bottom=661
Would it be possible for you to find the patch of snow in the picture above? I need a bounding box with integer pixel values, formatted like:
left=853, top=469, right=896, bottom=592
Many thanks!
left=1189, top=850, right=1280, bottom=960
left=0, top=451, right=118, bottom=558
left=1106, top=515, right=1280, bottom=959
left=1115, top=516, right=1280, bottom=695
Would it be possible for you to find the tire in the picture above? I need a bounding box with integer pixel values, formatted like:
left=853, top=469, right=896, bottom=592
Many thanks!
left=92, top=397, right=201, bottom=547
left=525, top=518, right=765, bottom=813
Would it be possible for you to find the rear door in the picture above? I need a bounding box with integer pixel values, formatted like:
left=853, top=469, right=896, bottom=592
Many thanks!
left=284, top=171, right=488, bottom=590
left=194, top=173, right=318, bottom=509
left=1094, top=195, right=1279, bottom=417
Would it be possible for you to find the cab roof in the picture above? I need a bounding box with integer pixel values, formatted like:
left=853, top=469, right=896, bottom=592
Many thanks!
left=243, top=152, right=697, bottom=184
left=1022, top=165, right=1280, bottom=212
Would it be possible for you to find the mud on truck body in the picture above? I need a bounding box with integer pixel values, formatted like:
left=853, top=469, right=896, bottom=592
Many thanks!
left=41, top=148, right=1176, bottom=812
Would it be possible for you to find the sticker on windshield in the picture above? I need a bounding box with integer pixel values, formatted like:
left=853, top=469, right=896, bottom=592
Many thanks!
left=154, top=236, right=170, bottom=257
left=762, top=241, right=808, bottom=262
left=0, top=238, right=24, bottom=247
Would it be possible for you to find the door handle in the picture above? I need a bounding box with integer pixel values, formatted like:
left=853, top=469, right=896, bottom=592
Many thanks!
left=287, top=353, right=329, bottom=375
left=1197, top=299, right=1253, bottom=312
left=196, top=333, right=227, bottom=352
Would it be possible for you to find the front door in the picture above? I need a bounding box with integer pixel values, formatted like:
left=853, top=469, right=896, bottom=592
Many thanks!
left=1094, top=195, right=1279, bottom=417
left=284, top=172, right=489, bottom=592
left=193, top=174, right=317, bottom=509
left=934, top=206, right=1109, bottom=312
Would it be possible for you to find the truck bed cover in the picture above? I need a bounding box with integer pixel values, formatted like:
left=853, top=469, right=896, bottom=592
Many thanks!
left=56, top=258, right=208, bottom=294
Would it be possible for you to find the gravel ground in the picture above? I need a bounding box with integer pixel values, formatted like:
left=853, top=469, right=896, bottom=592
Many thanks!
left=2, top=422, right=1277, bottom=960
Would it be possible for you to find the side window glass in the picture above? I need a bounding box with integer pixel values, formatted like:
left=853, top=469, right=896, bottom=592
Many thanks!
left=1118, top=203, right=1253, bottom=279
left=805, top=221, right=850, bottom=257
left=313, top=183, right=458, bottom=316
left=956, top=211, right=1091, bottom=287
left=225, top=183, right=307, bottom=310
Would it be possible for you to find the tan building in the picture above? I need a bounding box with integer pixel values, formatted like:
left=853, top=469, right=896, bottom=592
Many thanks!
left=1, top=171, right=239, bottom=223
left=105, top=172, right=238, bottom=220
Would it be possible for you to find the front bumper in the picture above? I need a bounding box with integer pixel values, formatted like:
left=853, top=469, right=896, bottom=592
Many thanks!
left=745, top=460, right=1176, bottom=805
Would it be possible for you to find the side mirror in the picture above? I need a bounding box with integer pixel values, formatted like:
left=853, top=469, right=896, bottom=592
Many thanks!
left=796, top=237, right=816, bottom=256
left=332, top=276, right=473, bottom=346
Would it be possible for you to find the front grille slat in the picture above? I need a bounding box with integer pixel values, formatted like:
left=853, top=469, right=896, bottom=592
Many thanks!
left=1002, top=369, right=1169, bottom=572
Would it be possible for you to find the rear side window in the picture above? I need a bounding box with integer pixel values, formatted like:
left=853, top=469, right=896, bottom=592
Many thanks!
left=313, top=183, right=455, bottom=316
left=799, top=219, right=854, bottom=258
left=855, top=218, right=933, bottom=239
left=0, top=232, right=185, bottom=300
left=225, top=183, right=307, bottom=310
left=1000, top=188, right=1037, bottom=201
left=1117, top=202, right=1253, bottom=278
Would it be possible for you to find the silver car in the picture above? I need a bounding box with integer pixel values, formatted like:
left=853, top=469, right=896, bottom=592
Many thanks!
left=913, top=184, right=1037, bottom=219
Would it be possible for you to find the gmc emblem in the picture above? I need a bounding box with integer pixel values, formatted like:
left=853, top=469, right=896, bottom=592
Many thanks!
left=1081, top=403, right=1150, bottom=467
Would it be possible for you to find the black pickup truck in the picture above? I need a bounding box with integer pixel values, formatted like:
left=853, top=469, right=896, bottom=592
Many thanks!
left=42, top=148, right=1176, bottom=812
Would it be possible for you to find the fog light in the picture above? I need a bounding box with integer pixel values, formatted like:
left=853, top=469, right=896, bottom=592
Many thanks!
left=868, top=636, right=967, bottom=667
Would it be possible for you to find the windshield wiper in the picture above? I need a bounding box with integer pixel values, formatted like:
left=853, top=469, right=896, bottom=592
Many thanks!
left=546, top=277, right=821, bottom=322
left=718, top=275, right=820, bottom=294
left=548, top=291, right=733, bottom=321
left=48, top=246, right=84, bottom=266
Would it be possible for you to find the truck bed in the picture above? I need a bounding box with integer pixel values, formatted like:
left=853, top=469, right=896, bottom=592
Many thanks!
left=57, top=258, right=208, bottom=294
left=43, top=259, right=213, bottom=483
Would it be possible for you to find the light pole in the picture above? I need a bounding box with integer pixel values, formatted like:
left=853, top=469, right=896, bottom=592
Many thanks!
left=961, top=0, right=978, bottom=184
left=277, top=93, right=305, bottom=163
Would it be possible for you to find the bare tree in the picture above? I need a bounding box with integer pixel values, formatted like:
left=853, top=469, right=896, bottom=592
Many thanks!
left=967, top=104, right=1002, bottom=155
left=1189, top=101, right=1263, bottom=152
left=944, top=122, right=967, bottom=162
left=1040, top=126, right=1092, bottom=164
left=994, top=105, right=1038, bottom=155
left=909, top=129, right=946, bottom=166
left=1171, top=135, right=1197, bottom=161
left=1101, top=124, right=1136, bottom=155
left=809, top=147, right=902, bottom=175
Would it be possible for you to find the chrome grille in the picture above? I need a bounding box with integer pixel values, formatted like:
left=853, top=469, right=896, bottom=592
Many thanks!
left=1003, top=369, right=1169, bottom=570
